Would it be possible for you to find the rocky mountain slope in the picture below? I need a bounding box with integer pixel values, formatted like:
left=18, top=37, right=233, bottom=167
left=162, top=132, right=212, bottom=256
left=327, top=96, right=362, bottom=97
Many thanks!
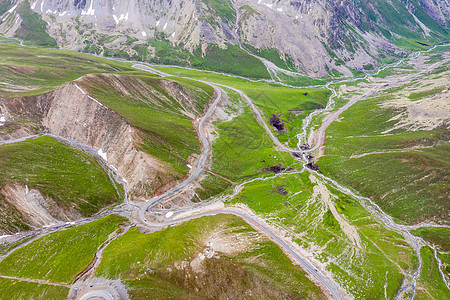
left=1, top=0, right=448, bottom=77
left=1, top=73, right=210, bottom=200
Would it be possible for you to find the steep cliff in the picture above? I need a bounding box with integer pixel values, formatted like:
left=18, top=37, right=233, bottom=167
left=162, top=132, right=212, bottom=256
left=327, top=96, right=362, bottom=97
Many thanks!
left=1, top=73, right=210, bottom=200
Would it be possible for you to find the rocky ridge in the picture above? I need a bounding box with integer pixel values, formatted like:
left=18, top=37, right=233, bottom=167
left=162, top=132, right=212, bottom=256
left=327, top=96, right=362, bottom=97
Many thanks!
left=0, top=0, right=448, bottom=77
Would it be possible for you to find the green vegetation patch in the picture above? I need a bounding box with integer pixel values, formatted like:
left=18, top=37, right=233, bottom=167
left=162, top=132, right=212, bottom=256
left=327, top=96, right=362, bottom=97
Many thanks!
left=355, top=0, right=448, bottom=50
left=244, top=44, right=297, bottom=71
left=232, top=172, right=416, bottom=298
left=152, top=67, right=330, bottom=147
left=0, top=43, right=133, bottom=97
left=0, top=215, right=125, bottom=284
left=83, top=73, right=213, bottom=175
left=194, top=173, right=232, bottom=202
left=211, top=90, right=297, bottom=181
left=318, top=83, right=450, bottom=224
left=0, top=193, right=31, bottom=233
left=97, top=214, right=325, bottom=299
left=416, top=246, right=450, bottom=299
left=192, top=44, right=271, bottom=79
left=412, top=228, right=450, bottom=252
left=0, top=136, right=120, bottom=217
left=0, top=277, right=68, bottom=300
left=408, top=86, right=447, bottom=100
left=202, top=0, right=236, bottom=22
left=15, top=0, right=57, bottom=47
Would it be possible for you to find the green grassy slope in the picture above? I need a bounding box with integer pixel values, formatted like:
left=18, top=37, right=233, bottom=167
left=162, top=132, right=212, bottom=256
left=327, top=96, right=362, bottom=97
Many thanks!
left=96, top=214, right=325, bottom=299
left=0, top=215, right=125, bottom=284
left=0, top=278, right=68, bottom=300
left=416, top=246, right=450, bottom=299
left=319, top=89, right=449, bottom=224
left=0, top=136, right=121, bottom=231
left=231, top=172, right=416, bottom=298
left=152, top=67, right=330, bottom=147
left=0, top=42, right=133, bottom=97
left=80, top=73, right=214, bottom=175
left=211, top=89, right=297, bottom=182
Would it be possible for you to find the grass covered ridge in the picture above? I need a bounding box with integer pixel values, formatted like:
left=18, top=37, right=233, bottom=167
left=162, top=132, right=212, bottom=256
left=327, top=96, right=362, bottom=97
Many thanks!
left=81, top=72, right=214, bottom=175
left=0, top=278, right=68, bottom=300
left=319, top=82, right=449, bottom=224
left=96, top=214, right=325, bottom=299
left=0, top=215, right=125, bottom=284
left=0, top=136, right=121, bottom=219
left=0, top=42, right=133, bottom=97
left=231, top=172, right=416, bottom=298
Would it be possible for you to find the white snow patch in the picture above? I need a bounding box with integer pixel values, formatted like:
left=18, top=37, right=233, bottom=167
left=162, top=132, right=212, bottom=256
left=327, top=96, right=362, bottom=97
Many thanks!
left=45, top=9, right=53, bottom=14
left=88, top=95, right=105, bottom=107
left=0, top=235, right=12, bottom=241
left=165, top=211, right=174, bottom=218
left=31, top=1, right=38, bottom=10
left=40, top=0, right=44, bottom=12
left=59, top=11, right=67, bottom=17
left=74, top=83, right=86, bottom=95
left=110, top=165, right=119, bottom=173
left=75, top=83, right=104, bottom=107
left=86, top=0, right=95, bottom=16
left=155, top=20, right=160, bottom=26
left=7, top=4, right=18, bottom=14
left=0, top=114, right=5, bottom=125
left=265, top=3, right=273, bottom=9
left=276, top=7, right=283, bottom=12
left=98, top=148, right=107, bottom=161
left=141, top=31, right=147, bottom=37
left=187, top=164, right=192, bottom=169
left=113, top=13, right=128, bottom=24
left=170, top=32, right=175, bottom=38
left=163, top=22, right=167, bottom=30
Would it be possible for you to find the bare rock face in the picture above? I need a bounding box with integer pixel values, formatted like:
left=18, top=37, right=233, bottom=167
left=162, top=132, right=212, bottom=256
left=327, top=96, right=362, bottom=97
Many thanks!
left=0, top=0, right=448, bottom=76
left=1, top=183, right=82, bottom=228
left=2, top=77, right=186, bottom=200
left=41, top=81, right=177, bottom=199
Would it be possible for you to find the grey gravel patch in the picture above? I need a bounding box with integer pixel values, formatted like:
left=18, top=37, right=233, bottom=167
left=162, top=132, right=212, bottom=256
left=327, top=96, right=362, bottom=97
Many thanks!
left=68, top=278, right=129, bottom=300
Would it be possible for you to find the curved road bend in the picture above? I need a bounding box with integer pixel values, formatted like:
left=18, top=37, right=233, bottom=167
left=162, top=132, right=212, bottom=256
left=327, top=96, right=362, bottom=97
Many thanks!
left=131, top=67, right=342, bottom=298
left=138, top=86, right=223, bottom=218
left=133, top=64, right=299, bottom=154
left=304, top=57, right=450, bottom=154
left=79, top=290, right=114, bottom=300
left=141, top=208, right=342, bottom=300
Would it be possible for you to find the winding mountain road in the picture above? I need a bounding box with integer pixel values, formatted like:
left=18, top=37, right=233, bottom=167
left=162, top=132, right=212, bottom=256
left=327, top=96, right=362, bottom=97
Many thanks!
left=134, top=66, right=343, bottom=299
left=1, top=38, right=448, bottom=300
left=138, top=85, right=223, bottom=219
left=140, top=207, right=341, bottom=300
